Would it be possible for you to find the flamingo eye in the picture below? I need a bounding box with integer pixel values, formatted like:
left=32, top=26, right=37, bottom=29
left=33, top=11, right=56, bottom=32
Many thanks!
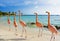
left=46, top=11, right=48, bottom=13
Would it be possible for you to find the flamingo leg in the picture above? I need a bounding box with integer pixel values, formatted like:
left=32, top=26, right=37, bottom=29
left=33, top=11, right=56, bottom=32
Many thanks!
left=40, top=27, right=43, bottom=37
left=50, top=33, right=53, bottom=41
left=24, top=27, right=27, bottom=38
left=38, top=28, right=43, bottom=37
left=21, top=27, right=24, bottom=37
left=53, top=34, right=55, bottom=41
left=9, top=24, right=11, bottom=31
left=15, top=28, right=18, bottom=36
left=38, top=28, right=40, bottom=37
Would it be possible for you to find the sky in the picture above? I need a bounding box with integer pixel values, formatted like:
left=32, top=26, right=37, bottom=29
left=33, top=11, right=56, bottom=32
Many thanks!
left=0, top=0, right=60, bottom=15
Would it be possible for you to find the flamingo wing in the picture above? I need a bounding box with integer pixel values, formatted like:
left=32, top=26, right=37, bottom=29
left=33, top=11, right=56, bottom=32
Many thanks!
left=14, top=20, right=17, bottom=27
left=36, top=22, right=43, bottom=27
left=20, top=20, right=26, bottom=27
left=49, top=25, right=58, bottom=34
left=8, top=19, right=10, bottom=24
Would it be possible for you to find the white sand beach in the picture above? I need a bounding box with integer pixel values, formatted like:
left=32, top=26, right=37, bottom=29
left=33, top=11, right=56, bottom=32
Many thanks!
left=0, top=22, right=60, bottom=41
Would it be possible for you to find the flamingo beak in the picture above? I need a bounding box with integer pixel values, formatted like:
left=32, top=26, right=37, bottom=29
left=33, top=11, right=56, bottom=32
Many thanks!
left=34, top=12, right=37, bottom=15
left=46, top=11, right=48, bottom=13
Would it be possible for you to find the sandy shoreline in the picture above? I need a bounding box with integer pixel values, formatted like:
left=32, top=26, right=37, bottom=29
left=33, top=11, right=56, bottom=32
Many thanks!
left=0, top=23, right=60, bottom=41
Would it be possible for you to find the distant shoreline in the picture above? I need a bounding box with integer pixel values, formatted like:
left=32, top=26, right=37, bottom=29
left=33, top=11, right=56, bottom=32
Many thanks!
left=0, top=15, right=60, bottom=17
left=16, top=15, right=60, bottom=16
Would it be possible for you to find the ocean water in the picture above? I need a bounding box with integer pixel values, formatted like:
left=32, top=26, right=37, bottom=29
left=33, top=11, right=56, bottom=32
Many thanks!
left=0, top=15, right=60, bottom=32
left=0, top=15, right=60, bottom=26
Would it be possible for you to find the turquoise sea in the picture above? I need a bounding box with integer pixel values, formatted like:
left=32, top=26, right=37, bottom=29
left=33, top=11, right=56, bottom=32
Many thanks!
left=0, top=15, right=60, bottom=26
left=0, top=15, right=60, bottom=32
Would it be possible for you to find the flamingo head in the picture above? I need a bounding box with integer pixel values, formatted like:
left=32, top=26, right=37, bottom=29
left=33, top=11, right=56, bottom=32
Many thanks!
left=46, top=11, right=50, bottom=14
left=34, top=12, right=38, bottom=15
left=18, top=10, right=23, bottom=16
left=18, top=10, right=21, bottom=12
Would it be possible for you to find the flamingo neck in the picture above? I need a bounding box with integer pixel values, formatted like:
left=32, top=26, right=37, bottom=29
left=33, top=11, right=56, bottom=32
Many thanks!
left=19, top=12, right=21, bottom=21
left=19, top=15, right=21, bottom=21
left=14, top=15, right=16, bottom=21
left=48, top=13, right=50, bottom=26
left=8, top=15, right=10, bottom=20
left=14, top=17, right=15, bottom=21
left=36, top=14, right=38, bottom=22
left=8, top=16, right=9, bottom=19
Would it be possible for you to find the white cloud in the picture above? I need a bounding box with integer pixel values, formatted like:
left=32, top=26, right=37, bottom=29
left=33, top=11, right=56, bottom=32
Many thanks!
left=29, top=0, right=60, bottom=15
left=22, top=0, right=60, bottom=15
left=47, top=0, right=60, bottom=6
left=24, top=1, right=32, bottom=5
left=33, top=1, right=38, bottom=5
left=34, top=6, right=39, bottom=9
left=24, top=0, right=39, bottom=5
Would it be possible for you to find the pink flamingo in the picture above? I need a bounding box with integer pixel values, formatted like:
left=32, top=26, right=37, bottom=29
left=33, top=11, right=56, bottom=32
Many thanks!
left=18, top=10, right=27, bottom=38
left=13, top=12, right=18, bottom=36
left=7, top=12, right=11, bottom=31
left=46, top=11, right=58, bottom=41
left=34, top=12, right=43, bottom=37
